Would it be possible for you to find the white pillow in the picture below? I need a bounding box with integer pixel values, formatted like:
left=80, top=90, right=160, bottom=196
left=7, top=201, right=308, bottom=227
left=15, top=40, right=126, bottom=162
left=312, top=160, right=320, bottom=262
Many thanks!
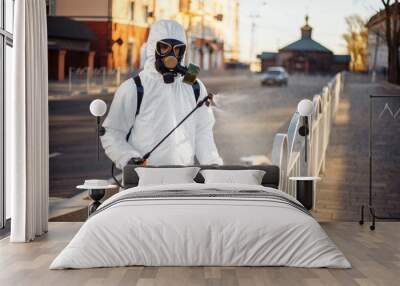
left=135, top=167, right=200, bottom=186
left=200, top=169, right=266, bottom=185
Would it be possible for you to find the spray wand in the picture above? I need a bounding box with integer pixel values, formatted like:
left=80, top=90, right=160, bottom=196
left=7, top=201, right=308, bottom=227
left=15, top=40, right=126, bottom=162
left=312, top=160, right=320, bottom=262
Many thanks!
left=112, top=93, right=215, bottom=188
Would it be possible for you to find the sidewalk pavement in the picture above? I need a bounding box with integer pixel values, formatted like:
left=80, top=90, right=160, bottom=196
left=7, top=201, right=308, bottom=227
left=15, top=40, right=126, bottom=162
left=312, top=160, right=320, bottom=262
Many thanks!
left=313, top=74, right=400, bottom=221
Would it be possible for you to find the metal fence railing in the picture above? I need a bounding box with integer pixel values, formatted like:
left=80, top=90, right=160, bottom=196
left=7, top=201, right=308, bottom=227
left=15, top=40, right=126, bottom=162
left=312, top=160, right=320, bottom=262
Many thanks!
left=68, top=67, right=123, bottom=95
left=272, top=72, right=345, bottom=199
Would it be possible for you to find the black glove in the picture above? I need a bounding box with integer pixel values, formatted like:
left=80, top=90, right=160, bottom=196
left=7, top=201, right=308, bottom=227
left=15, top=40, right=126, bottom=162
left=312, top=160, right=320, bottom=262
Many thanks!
left=128, top=157, right=146, bottom=165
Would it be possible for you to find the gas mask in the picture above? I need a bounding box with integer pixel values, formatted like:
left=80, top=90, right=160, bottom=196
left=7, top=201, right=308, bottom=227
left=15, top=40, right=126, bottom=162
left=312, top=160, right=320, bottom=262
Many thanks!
left=155, top=39, right=200, bottom=85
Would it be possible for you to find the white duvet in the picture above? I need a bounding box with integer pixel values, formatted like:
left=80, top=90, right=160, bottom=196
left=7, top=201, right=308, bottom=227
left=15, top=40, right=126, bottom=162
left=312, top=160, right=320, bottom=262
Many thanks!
left=50, top=183, right=350, bottom=269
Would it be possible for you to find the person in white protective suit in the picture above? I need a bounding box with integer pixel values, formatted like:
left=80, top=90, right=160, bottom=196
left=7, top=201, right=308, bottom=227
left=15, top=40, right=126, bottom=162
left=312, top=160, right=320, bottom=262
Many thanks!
left=101, top=20, right=223, bottom=169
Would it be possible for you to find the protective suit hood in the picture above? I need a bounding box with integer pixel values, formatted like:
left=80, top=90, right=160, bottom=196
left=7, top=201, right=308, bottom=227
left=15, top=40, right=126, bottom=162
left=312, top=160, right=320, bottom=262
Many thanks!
left=144, top=20, right=187, bottom=76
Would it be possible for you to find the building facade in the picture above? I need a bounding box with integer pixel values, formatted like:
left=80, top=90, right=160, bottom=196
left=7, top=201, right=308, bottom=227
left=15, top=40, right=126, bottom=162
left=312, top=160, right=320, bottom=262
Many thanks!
left=48, top=0, right=240, bottom=80
left=221, top=0, right=240, bottom=63
left=47, top=16, right=95, bottom=80
left=156, top=0, right=235, bottom=71
left=53, top=0, right=154, bottom=72
left=258, top=16, right=350, bottom=74
left=366, top=3, right=400, bottom=75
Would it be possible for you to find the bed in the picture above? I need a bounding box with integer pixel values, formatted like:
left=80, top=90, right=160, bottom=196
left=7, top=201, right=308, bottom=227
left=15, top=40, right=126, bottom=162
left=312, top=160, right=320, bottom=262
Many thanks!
left=50, top=165, right=350, bottom=269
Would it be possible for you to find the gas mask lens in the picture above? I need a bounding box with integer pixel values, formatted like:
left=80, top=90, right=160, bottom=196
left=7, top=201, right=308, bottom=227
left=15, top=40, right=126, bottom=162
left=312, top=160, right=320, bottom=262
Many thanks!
left=172, top=44, right=185, bottom=58
left=156, top=40, right=186, bottom=58
left=157, top=41, right=172, bottom=56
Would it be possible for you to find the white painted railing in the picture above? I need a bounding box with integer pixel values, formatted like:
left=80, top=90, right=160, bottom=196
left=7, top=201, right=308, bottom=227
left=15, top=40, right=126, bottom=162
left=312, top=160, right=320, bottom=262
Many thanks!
left=272, top=72, right=345, bottom=198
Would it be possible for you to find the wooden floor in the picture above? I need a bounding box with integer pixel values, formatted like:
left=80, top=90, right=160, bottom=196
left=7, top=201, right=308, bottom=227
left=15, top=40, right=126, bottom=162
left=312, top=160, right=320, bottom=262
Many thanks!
left=0, top=222, right=399, bottom=286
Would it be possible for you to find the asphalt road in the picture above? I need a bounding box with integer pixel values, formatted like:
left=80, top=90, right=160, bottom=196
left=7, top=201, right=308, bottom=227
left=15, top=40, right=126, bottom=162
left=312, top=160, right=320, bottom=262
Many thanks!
left=49, top=74, right=332, bottom=198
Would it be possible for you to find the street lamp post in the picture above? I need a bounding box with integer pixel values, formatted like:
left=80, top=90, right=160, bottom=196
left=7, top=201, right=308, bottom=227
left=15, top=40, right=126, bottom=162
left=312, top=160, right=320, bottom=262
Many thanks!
left=249, top=1, right=267, bottom=66
left=249, top=13, right=260, bottom=63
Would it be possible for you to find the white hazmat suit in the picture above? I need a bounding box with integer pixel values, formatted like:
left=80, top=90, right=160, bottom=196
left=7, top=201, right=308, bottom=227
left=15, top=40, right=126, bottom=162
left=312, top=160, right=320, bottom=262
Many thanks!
left=101, top=20, right=223, bottom=169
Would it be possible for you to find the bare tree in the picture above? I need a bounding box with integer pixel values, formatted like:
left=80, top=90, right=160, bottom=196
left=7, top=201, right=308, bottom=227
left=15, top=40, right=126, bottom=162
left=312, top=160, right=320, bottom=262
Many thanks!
left=381, top=0, right=400, bottom=84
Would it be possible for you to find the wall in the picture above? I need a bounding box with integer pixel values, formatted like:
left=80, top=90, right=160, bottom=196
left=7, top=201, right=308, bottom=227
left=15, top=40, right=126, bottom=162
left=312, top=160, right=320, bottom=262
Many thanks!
left=111, top=23, right=149, bottom=69
left=55, top=0, right=111, bottom=68
left=55, top=0, right=109, bottom=18
left=222, top=0, right=239, bottom=62
left=82, top=21, right=111, bottom=67
left=112, top=0, right=154, bottom=26
left=48, top=50, right=59, bottom=80
left=188, top=0, right=223, bottom=40
left=55, top=0, right=154, bottom=70
left=154, top=0, right=180, bottom=20
left=366, top=6, right=400, bottom=74
left=54, top=0, right=233, bottom=70
left=260, top=58, right=277, bottom=72
left=279, top=51, right=333, bottom=74
left=368, top=25, right=389, bottom=73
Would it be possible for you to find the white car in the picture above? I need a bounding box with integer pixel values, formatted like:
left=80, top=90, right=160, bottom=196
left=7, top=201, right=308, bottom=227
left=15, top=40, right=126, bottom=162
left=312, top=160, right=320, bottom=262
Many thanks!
left=261, top=67, right=289, bottom=86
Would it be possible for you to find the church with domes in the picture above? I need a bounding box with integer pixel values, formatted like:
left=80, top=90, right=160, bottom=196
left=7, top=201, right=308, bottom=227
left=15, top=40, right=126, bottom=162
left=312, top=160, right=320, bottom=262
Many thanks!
left=258, top=16, right=350, bottom=74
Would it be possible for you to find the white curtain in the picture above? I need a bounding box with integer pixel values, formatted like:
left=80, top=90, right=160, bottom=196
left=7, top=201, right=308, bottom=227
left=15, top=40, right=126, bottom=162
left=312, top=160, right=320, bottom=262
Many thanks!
left=8, top=0, right=49, bottom=242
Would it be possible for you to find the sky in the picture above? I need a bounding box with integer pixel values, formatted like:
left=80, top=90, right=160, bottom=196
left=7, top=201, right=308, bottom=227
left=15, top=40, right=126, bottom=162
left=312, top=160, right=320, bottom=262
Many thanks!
left=239, top=0, right=384, bottom=62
